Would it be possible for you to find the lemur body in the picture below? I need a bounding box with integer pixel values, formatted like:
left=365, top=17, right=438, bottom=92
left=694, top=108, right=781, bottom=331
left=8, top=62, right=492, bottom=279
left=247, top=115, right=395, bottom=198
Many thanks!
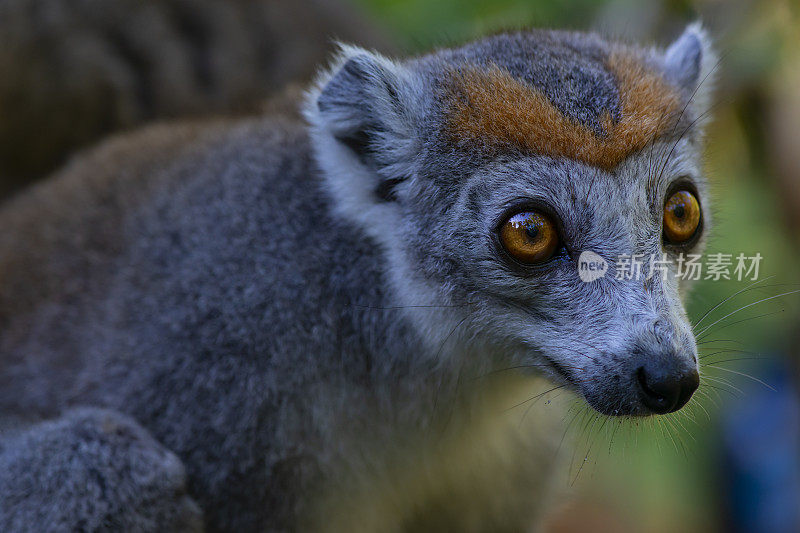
left=0, top=26, right=714, bottom=531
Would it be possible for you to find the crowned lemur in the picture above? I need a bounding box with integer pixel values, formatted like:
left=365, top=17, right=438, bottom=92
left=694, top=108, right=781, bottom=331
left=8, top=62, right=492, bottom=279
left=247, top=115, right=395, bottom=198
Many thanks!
left=0, top=24, right=715, bottom=532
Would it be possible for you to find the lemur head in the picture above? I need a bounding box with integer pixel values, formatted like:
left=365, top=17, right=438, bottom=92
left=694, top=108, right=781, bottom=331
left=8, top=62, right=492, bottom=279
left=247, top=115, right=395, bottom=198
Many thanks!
left=306, top=24, right=716, bottom=416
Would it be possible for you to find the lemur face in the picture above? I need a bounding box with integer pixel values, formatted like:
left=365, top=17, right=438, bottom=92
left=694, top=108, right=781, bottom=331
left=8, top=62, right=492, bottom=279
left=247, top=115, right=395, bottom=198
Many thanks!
left=309, top=25, right=715, bottom=416
left=449, top=147, right=707, bottom=416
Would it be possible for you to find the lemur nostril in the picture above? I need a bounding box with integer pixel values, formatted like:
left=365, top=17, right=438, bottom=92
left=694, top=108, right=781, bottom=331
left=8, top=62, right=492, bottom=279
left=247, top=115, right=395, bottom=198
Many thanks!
left=636, top=365, right=699, bottom=414
left=636, top=367, right=670, bottom=411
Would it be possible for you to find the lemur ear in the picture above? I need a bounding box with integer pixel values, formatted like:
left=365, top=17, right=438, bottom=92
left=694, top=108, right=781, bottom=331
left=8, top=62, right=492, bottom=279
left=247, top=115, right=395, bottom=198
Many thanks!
left=306, top=45, right=419, bottom=197
left=663, top=23, right=717, bottom=121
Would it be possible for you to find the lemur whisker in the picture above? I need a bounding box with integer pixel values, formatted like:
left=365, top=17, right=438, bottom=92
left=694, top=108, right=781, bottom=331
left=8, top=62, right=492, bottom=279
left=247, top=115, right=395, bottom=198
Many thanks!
left=652, top=81, right=732, bottom=179
left=697, top=308, right=786, bottom=341
left=664, top=415, right=691, bottom=456
left=680, top=399, right=702, bottom=427
left=645, top=104, right=674, bottom=183
left=699, top=382, right=732, bottom=400
left=568, top=409, right=593, bottom=478
left=583, top=415, right=610, bottom=479
left=698, top=348, right=761, bottom=361
left=647, top=48, right=728, bottom=178
left=702, top=373, right=741, bottom=388
left=440, top=348, right=473, bottom=434
left=664, top=48, right=727, bottom=141
left=653, top=97, right=726, bottom=186
left=607, top=416, right=623, bottom=456
left=430, top=314, right=471, bottom=420
left=655, top=417, right=675, bottom=456
left=657, top=417, right=674, bottom=456
left=568, top=409, right=589, bottom=478
left=692, top=275, right=776, bottom=328
left=560, top=340, right=602, bottom=364
left=670, top=412, right=696, bottom=441
left=695, top=289, right=800, bottom=337
left=351, top=303, right=473, bottom=310
left=692, top=394, right=712, bottom=421
left=691, top=391, right=711, bottom=425
left=471, top=363, right=585, bottom=380
left=658, top=414, right=686, bottom=448
left=704, top=365, right=776, bottom=391
left=555, top=406, right=585, bottom=460
left=571, top=413, right=604, bottom=485
left=696, top=338, right=744, bottom=346
left=645, top=48, right=726, bottom=185
left=696, top=387, right=721, bottom=409
left=702, top=356, right=770, bottom=366
left=519, top=386, right=563, bottom=427
left=523, top=341, right=598, bottom=366
left=502, top=384, right=567, bottom=412
left=569, top=336, right=603, bottom=352
left=645, top=90, right=696, bottom=191
left=701, top=377, right=742, bottom=397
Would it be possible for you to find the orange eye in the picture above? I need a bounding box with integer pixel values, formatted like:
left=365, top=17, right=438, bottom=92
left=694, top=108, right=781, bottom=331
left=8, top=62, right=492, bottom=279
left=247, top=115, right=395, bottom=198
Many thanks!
left=663, top=190, right=701, bottom=243
left=499, top=211, right=559, bottom=264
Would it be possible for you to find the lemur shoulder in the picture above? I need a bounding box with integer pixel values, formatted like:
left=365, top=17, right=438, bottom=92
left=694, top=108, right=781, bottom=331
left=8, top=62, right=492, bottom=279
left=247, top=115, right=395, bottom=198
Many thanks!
left=0, top=25, right=715, bottom=531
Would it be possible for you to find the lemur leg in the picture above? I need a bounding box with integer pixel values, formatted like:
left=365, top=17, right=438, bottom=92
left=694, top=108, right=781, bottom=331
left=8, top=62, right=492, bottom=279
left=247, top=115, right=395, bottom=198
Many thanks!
left=0, top=408, right=204, bottom=532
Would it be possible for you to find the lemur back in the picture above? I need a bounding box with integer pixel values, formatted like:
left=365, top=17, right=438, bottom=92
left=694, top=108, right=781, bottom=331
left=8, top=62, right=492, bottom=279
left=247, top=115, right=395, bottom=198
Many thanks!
left=0, top=0, right=392, bottom=197
left=0, top=26, right=715, bottom=531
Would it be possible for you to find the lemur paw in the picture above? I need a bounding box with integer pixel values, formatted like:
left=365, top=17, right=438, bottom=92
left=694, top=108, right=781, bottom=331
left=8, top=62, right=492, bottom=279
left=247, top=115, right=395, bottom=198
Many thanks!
left=0, top=408, right=204, bottom=532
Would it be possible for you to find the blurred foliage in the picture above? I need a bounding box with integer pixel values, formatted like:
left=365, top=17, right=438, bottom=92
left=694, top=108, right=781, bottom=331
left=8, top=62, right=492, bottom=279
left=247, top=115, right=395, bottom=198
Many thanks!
left=355, top=1, right=800, bottom=532
left=355, top=0, right=603, bottom=51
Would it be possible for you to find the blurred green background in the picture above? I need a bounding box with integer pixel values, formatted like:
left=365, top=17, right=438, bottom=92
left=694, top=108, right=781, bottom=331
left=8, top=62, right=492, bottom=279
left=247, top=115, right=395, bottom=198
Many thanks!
left=353, top=0, right=800, bottom=531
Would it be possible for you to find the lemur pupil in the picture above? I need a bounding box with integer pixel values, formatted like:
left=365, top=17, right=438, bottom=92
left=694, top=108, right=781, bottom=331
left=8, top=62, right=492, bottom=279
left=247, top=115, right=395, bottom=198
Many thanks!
left=674, top=205, right=685, bottom=218
left=525, top=225, right=540, bottom=240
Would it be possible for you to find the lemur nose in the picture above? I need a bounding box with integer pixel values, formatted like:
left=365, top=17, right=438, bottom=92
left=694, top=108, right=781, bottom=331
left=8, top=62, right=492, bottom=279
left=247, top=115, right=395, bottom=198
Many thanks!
left=636, top=364, right=699, bottom=414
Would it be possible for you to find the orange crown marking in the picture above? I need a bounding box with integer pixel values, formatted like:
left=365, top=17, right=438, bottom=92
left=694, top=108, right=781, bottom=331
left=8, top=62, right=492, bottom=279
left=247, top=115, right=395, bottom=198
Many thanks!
left=446, top=51, right=681, bottom=171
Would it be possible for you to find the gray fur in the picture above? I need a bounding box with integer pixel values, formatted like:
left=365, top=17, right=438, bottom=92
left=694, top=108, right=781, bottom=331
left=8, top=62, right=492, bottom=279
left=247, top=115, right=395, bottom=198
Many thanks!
left=0, top=25, right=715, bottom=531
left=0, top=408, right=203, bottom=532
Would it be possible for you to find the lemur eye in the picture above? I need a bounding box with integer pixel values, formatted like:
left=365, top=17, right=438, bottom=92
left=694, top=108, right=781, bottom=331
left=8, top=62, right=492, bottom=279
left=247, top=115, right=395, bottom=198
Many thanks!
left=663, top=190, right=701, bottom=243
left=499, top=211, right=559, bottom=263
